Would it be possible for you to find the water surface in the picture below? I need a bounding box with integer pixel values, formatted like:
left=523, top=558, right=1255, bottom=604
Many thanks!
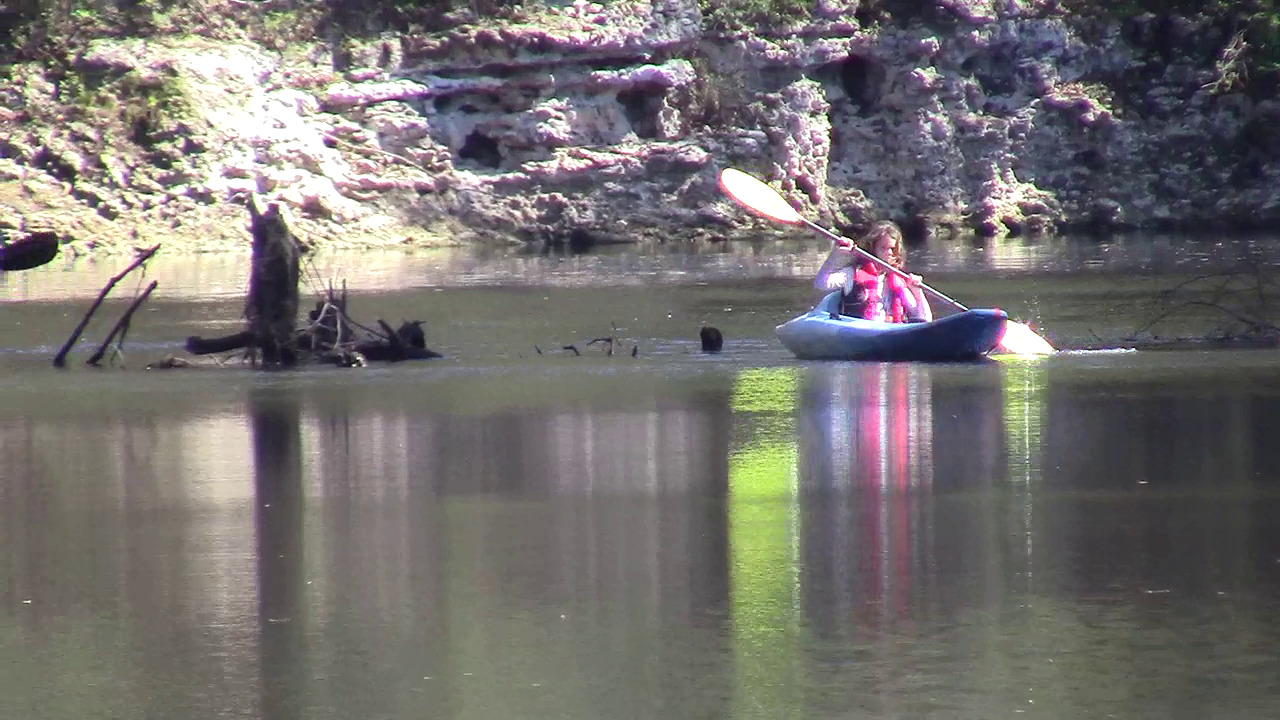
left=2, top=235, right=1279, bottom=719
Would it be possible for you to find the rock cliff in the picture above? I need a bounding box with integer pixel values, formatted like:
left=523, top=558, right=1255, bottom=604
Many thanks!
left=1, top=0, right=1277, bottom=255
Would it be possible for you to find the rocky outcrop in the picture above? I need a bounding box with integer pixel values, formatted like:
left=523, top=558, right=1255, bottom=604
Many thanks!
left=1, top=0, right=1277, bottom=255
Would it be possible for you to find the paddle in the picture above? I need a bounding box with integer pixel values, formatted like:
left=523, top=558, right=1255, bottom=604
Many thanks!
left=717, top=168, right=1054, bottom=356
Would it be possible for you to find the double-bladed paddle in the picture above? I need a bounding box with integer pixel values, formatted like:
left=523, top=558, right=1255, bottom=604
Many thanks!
left=717, top=167, right=1055, bottom=356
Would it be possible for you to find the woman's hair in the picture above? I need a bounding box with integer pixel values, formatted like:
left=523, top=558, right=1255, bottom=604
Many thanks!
left=861, top=221, right=906, bottom=270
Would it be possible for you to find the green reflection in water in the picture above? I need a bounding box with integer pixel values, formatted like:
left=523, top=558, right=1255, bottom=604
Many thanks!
left=1001, top=358, right=1048, bottom=595
left=1001, top=359, right=1048, bottom=485
left=728, top=367, right=805, bottom=717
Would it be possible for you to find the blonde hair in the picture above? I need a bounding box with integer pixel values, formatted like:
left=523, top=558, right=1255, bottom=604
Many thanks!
left=861, top=221, right=906, bottom=270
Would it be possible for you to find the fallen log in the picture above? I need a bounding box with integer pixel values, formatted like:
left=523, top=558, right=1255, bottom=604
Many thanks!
left=354, top=343, right=443, bottom=362
left=146, top=356, right=195, bottom=370
left=353, top=319, right=443, bottom=362
left=0, top=230, right=59, bottom=272
left=177, top=200, right=441, bottom=369
left=186, top=331, right=254, bottom=355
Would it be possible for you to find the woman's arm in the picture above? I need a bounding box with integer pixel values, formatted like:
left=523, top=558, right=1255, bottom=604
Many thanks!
left=814, top=244, right=855, bottom=290
left=900, top=274, right=933, bottom=322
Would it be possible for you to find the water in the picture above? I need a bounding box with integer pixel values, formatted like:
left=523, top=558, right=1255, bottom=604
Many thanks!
left=2, top=235, right=1280, bottom=719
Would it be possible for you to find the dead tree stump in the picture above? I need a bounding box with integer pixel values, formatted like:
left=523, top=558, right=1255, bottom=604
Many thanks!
left=246, top=198, right=301, bottom=367
left=184, top=199, right=440, bottom=367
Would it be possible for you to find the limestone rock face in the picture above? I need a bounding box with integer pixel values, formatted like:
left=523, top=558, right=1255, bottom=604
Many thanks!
left=1, top=0, right=1277, bottom=253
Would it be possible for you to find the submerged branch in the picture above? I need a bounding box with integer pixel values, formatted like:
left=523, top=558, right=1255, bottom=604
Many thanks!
left=53, top=244, right=161, bottom=367
left=88, top=279, right=158, bottom=367
left=1125, top=265, right=1280, bottom=345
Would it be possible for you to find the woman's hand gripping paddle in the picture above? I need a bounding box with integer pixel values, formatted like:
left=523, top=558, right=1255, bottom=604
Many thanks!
left=717, top=168, right=1055, bottom=356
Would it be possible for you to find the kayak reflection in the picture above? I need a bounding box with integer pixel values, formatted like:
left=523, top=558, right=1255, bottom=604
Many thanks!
left=805, top=363, right=1013, bottom=492
left=793, top=363, right=1011, bottom=627
left=798, top=363, right=932, bottom=492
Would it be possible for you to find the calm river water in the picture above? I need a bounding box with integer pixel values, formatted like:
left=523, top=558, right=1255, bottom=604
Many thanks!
left=3, top=234, right=1280, bottom=719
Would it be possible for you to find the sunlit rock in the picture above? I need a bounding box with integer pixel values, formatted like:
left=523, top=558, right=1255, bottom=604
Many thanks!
left=2, top=0, right=1279, bottom=252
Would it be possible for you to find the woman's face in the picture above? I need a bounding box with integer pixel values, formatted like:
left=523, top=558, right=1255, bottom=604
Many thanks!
left=873, top=233, right=898, bottom=260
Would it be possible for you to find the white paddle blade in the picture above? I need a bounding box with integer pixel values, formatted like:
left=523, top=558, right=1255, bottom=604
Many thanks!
left=998, top=320, right=1055, bottom=356
left=718, top=168, right=804, bottom=225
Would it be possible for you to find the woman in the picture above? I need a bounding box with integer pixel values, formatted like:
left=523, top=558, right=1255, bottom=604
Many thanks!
left=814, top=221, right=933, bottom=323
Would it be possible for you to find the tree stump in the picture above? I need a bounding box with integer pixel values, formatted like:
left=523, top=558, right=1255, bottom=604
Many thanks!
left=184, top=199, right=441, bottom=367
left=246, top=198, right=301, bottom=367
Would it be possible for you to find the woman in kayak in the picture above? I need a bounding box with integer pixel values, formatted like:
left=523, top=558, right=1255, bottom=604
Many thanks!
left=815, top=221, right=933, bottom=323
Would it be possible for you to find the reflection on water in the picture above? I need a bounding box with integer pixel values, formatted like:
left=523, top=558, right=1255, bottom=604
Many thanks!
left=3, top=349, right=1280, bottom=717
left=727, top=368, right=802, bottom=716
left=797, top=364, right=938, bottom=493
left=252, top=388, right=306, bottom=720
left=1003, top=359, right=1047, bottom=485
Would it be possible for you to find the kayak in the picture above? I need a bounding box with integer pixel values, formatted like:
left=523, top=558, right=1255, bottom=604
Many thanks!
left=776, top=291, right=1008, bottom=361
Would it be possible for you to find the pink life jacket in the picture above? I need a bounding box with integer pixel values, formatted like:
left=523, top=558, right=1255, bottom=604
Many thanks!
left=849, top=261, right=909, bottom=323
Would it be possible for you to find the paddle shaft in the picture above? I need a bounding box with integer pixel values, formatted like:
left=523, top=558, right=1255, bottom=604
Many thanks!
left=800, top=218, right=968, bottom=312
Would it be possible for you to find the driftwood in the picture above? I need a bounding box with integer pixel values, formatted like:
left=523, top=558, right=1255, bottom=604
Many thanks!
left=590, top=322, right=638, bottom=356
left=37, top=200, right=441, bottom=370
left=354, top=320, right=442, bottom=362
left=186, top=331, right=254, bottom=355
left=146, top=356, right=194, bottom=370
left=305, top=284, right=353, bottom=351
left=53, top=244, right=161, bottom=368
left=553, top=323, right=640, bottom=358
left=87, top=279, right=158, bottom=367
left=186, top=306, right=442, bottom=365
left=0, top=230, right=59, bottom=272
left=586, top=336, right=616, bottom=355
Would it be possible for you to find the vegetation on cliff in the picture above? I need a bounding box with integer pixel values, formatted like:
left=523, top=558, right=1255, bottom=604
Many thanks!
left=6, top=0, right=1279, bottom=130
left=3, top=0, right=1279, bottom=250
left=4, top=0, right=1279, bottom=103
left=0, top=0, right=1276, bottom=60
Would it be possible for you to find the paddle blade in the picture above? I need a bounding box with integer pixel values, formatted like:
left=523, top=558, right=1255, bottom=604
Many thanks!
left=998, top=320, right=1055, bottom=356
left=718, top=168, right=804, bottom=225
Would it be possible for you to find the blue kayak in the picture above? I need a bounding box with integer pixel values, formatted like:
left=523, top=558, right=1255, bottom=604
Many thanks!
left=776, top=292, right=1008, bottom=361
